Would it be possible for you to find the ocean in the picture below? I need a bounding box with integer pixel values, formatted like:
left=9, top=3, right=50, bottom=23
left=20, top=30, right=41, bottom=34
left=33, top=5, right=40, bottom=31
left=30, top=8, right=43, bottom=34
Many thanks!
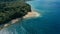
left=0, top=0, right=60, bottom=34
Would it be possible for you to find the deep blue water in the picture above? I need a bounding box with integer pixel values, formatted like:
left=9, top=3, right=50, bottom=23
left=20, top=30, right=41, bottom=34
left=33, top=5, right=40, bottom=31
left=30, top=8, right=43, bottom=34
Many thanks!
left=0, top=0, right=60, bottom=34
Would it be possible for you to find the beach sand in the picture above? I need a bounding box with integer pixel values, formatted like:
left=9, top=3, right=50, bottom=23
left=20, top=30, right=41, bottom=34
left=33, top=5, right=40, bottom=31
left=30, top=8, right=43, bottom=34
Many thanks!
left=0, top=10, right=40, bottom=30
left=10, top=10, right=40, bottom=24
left=23, top=10, right=40, bottom=18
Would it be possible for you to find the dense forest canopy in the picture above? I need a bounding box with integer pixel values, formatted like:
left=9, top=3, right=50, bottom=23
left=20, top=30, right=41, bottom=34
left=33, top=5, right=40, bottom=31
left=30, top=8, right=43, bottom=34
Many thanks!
left=0, top=1, right=31, bottom=25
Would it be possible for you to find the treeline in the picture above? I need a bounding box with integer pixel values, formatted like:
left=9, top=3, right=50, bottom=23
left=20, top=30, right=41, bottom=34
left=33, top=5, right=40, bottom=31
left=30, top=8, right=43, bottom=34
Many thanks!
left=0, top=2, right=31, bottom=25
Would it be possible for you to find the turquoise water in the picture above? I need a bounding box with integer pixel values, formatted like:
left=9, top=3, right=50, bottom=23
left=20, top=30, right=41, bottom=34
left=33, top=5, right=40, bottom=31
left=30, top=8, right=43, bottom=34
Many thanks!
left=0, top=0, right=60, bottom=34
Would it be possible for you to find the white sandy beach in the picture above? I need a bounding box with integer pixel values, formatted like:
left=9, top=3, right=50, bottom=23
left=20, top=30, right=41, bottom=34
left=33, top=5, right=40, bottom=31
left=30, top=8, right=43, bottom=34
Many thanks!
left=1, top=10, right=40, bottom=30
left=11, top=10, right=40, bottom=24
left=23, top=10, right=40, bottom=18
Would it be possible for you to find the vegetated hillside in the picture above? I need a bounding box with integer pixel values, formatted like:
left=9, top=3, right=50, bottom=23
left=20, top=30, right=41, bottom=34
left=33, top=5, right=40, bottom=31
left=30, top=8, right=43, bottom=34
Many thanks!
left=0, top=2, right=31, bottom=25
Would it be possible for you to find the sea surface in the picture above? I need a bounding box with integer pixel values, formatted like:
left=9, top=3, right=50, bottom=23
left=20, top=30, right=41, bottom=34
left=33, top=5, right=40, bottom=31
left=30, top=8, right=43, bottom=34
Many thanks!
left=0, top=0, right=60, bottom=34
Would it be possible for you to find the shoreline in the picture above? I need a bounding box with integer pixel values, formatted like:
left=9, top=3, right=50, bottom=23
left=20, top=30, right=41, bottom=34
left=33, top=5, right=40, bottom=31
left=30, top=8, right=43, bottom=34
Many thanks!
left=0, top=10, right=40, bottom=30
left=23, top=10, right=40, bottom=18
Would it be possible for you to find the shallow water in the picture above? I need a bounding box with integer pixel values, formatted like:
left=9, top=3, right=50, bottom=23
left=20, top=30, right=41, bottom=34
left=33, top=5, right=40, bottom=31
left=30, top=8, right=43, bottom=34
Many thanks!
left=0, top=0, right=60, bottom=34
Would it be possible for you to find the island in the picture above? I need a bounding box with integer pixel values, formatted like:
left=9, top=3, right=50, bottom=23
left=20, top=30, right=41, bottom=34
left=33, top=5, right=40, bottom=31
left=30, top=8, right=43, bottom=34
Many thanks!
left=0, top=0, right=40, bottom=30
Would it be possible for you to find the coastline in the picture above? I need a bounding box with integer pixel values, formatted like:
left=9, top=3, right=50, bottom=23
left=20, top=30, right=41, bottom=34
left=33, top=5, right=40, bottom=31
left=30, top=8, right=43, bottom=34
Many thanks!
left=23, top=10, right=40, bottom=18
left=0, top=10, right=40, bottom=30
